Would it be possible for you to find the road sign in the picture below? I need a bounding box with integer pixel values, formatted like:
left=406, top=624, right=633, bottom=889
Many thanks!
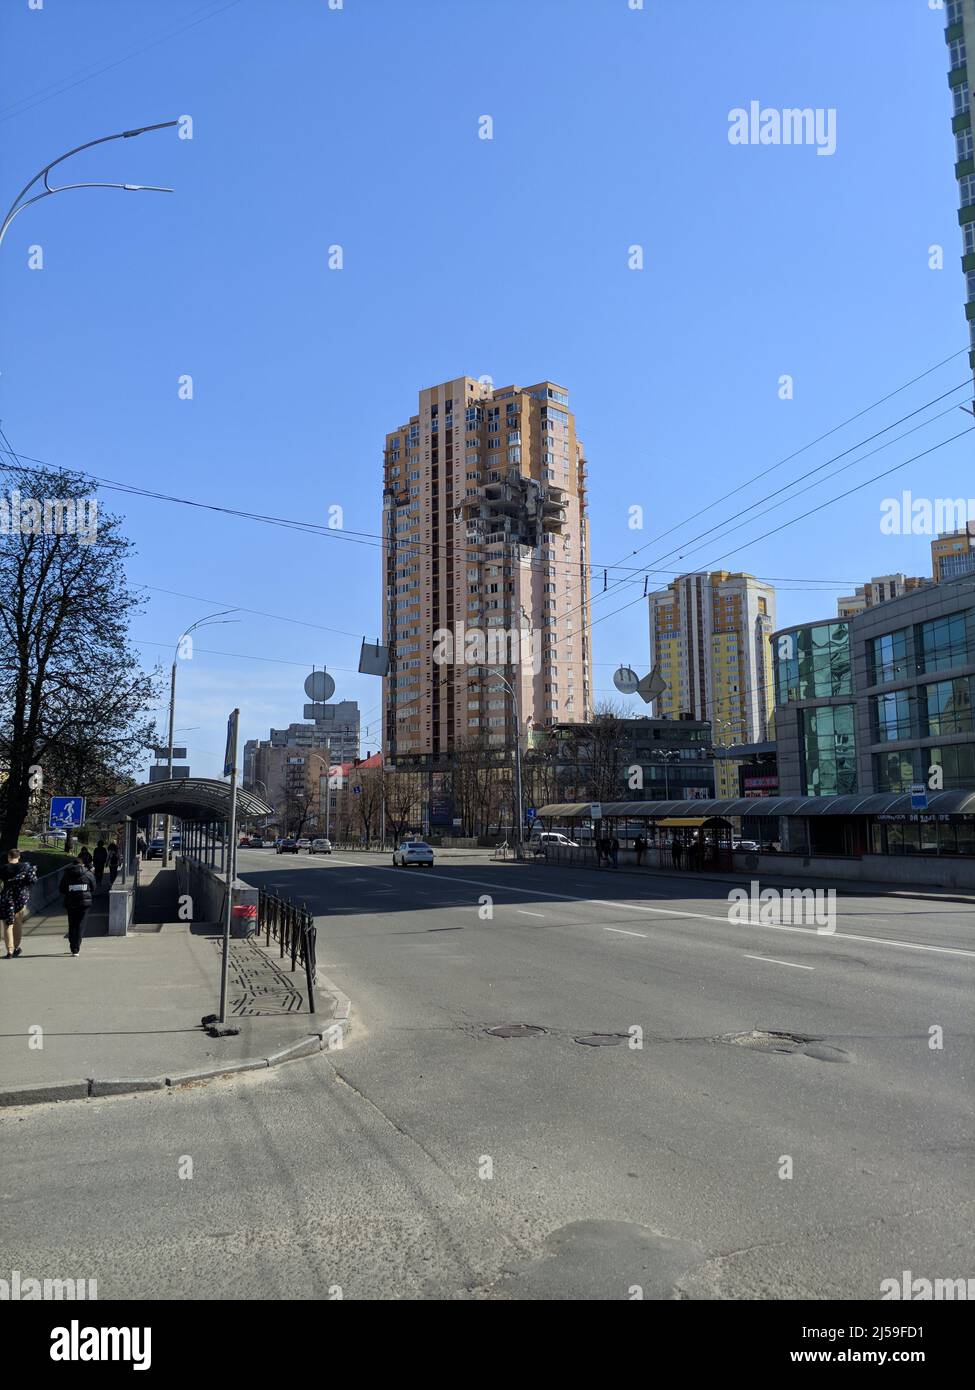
left=150, top=745, right=186, bottom=761
left=590, top=802, right=602, bottom=822
left=223, top=709, right=239, bottom=777
left=49, top=796, right=85, bottom=829
left=613, top=666, right=640, bottom=695
left=636, top=665, right=667, bottom=704
left=304, top=670, right=336, bottom=703
left=526, top=807, right=537, bottom=822
left=911, top=783, right=928, bottom=810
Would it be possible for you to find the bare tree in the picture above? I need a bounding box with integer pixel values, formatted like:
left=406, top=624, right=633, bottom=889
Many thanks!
left=0, top=463, right=160, bottom=849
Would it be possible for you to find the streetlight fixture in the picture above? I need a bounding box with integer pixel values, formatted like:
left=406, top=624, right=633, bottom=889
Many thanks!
left=651, top=749, right=681, bottom=800
left=163, top=610, right=239, bottom=866
left=305, top=750, right=333, bottom=843
left=0, top=120, right=178, bottom=250
left=488, top=667, right=525, bottom=852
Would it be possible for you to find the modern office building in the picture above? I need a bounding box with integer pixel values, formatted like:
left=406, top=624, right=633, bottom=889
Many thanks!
left=773, top=575, right=975, bottom=806
left=945, top=0, right=975, bottom=383
left=836, top=573, right=930, bottom=618
left=548, top=716, right=715, bottom=803
left=932, top=523, right=975, bottom=580
left=382, top=376, right=591, bottom=764
left=647, top=571, right=776, bottom=796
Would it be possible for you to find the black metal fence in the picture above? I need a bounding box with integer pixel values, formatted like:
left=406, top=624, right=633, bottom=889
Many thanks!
left=257, top=887, right=318, bottom=1014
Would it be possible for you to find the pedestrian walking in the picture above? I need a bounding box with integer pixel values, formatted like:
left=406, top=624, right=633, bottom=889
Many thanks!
left=0, top=849, right=37, bottom=959
left=77, top=845, right=93, bottom=871
left=58, top=856, right=96, bottom=957
left=634, top=834, right=646, bottom=867
left=92, top=839, right=108, bottom=888
left=108, top=843, right=120, bottom=886
left=136, top=832, right=148, bottom=861
left=671, top=835, right=682, bottom=869
left=597, top=835, right=610, bottom=868
left=610, top=835, right=620, bottom=869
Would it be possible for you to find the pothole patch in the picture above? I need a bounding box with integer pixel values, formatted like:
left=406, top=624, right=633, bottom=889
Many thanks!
left=485, top=1023, right=547, bottom=1039
left=574, top=1033, right=629, bottom=1047
left=722, top=1030, right=853, bottom=1063
left=723, top=1029, right=812, bottom=1054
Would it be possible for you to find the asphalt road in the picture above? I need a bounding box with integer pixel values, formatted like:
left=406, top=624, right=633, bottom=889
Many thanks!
left=3, top=849, right=972, bottom=1300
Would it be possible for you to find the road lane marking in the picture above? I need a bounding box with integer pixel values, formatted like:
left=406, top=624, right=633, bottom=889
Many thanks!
left=744, top=954, right=814, bottom=971
left=327, top=860, right=975, bottom=960
left=604, top=927, right=647, bottom=938
left=516, top=910, right=546, bottom=918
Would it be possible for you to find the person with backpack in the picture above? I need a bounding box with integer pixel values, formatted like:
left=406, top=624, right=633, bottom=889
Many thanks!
left=59, top=856, right=96, bottom=957
left=92, top=840, right=108, bottom=888
left=0, top=849, right=38, bottom=959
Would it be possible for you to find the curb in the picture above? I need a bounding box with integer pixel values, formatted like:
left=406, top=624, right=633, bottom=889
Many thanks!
left=0, top=970, right=353, bottom=1110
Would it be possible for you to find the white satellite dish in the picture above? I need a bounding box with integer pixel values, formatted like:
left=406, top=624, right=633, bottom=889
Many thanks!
left=613, top=666, right=640, bottom=695
left=304, top=670, right=335, bottom=703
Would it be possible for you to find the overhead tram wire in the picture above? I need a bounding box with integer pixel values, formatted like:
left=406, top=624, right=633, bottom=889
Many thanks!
left=1, top=349, right=971, bottom=587
left=579, top=422, right=975, bottom=641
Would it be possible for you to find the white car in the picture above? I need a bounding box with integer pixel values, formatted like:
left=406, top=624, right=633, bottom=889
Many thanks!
left=309, top=838, right=332, bottom=854
left=393, top=840, right=434, bottom=868
left=531, top=832, right=579, bottom=855
left=296, top=838, right=311, bottom=849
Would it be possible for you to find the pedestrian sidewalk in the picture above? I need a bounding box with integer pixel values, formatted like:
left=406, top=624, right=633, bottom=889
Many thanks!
left=0, top=865, right=348, bottom=1107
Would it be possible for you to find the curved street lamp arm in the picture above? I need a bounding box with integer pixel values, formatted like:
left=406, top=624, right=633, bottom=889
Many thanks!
left=0, top=119, right=179, bottom=249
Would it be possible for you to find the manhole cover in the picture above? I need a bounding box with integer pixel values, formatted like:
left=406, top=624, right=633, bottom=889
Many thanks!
left=575, top=1033, right=629, bottom=1047
left=485, top=1023, right=546, bottom=1039
left=723, top=1029, right=812, bottom=1053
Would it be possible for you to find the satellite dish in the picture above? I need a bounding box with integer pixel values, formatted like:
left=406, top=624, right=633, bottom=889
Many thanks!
left=613, top=666, right=640, bottom=695
left=304, top=670, right=335, bottom=703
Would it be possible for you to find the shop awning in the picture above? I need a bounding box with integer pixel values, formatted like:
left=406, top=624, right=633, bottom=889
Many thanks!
left=655, top=817, right=708, bottom=827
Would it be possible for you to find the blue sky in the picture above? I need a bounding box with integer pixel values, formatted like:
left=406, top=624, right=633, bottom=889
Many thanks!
left=1, top=0, right=972, bottom=779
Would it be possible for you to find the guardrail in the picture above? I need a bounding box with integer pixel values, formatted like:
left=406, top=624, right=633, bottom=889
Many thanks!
left=257, top=887, right=317, bottom=1013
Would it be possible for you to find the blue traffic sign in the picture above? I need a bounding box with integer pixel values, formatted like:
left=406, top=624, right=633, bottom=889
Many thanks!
left=49, top=796, right=85, bottom=829
left=910, top=783, right=928, bottom=811
left=526, top=807, right=537, bottom=821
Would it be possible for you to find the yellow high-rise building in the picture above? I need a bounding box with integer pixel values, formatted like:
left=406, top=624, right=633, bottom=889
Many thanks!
left=648, top=572, right=776, bottom=798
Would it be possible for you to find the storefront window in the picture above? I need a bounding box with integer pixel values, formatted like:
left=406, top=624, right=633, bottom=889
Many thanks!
left=927, top=744, right=975, bottom=789
left=800, top=703, right=857, bottom=795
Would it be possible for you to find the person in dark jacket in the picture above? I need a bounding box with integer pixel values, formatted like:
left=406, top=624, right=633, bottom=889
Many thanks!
left=0, top=849, right=37, bottom=958
left=107, top=843, right=120, bottom=885
left=77, top=845, right=93, bottom=870
left=634, top=834, right=646, bottom=867
left=92, top=840, right=108, bottom=888
left=610, top=835, right=620, bottom=869
left=59, top=857, right=96, bottom=956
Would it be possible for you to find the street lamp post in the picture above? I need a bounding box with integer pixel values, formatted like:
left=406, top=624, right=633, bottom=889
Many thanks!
left=163, top=610, right=238, bottom=867
left=0, top=121, right=178, bottom=250
left=488, top=668, right=525, bottom=852
left=652, top=749, right=681, bottom=800
left=306, top=750, right=332, bottom=843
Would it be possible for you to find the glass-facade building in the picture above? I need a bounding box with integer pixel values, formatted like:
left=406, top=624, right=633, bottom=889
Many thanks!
left=773, top=580, right=975, bottom=800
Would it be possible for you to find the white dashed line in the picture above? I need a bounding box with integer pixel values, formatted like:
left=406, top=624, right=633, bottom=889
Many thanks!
left=604, top=927, right=647, bottom=938
left=743, top=954, right=814, bottom=971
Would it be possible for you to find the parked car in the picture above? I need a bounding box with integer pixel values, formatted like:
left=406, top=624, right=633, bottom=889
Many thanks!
left=147, top=837, right=166, bottom=859
left=734, top=839, right=761, bottom=852
left=276, top=839, right=299, bottom=854
left=392, top=839, right=434, bottom=868
left=296, top=838, right=311, bottom=849
left=531, top=832, right=579, bottom=855
left=309, top=838, right=332, bottom=854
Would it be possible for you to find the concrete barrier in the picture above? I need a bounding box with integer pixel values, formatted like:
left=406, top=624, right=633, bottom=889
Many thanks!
left=25, top=869, right=62, bottom=920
